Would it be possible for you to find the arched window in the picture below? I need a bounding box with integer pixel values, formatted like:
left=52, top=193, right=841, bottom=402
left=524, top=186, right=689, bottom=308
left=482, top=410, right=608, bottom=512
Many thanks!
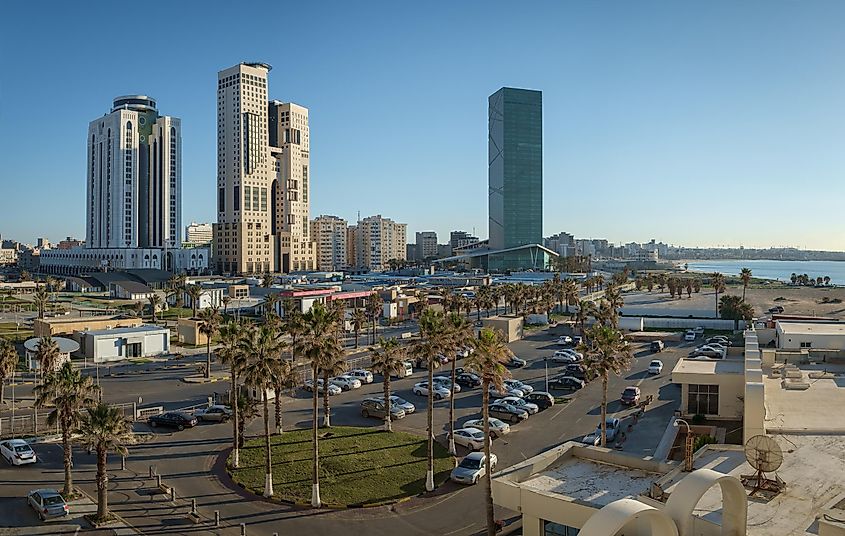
left=126, top=121, right=132, bottom=130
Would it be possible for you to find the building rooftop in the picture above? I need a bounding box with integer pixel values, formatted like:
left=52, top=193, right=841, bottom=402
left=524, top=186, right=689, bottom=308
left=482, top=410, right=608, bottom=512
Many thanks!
left=81, top=325, right=168, bottom=337
left=763, top=363, right=845, bottom=433
left=671, top=358, right=745, bottom=376
left=776, top=321, right=845, bottom=335
left=24, top=337, right=79, bottom=353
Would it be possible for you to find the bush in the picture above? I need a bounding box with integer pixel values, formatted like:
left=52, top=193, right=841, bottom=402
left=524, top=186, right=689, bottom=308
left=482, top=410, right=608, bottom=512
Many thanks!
left=693, top=435, right=718, bottom=451
left=691, top=414, right=706, bottom=425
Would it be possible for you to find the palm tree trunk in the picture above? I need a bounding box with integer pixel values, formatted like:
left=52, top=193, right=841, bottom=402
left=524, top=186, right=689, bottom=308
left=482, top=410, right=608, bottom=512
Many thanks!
left=62, top=418, right=73, bottom=497
left=383, top=377, right=392, bottom=432
left=425, top=359, right=434, bottom=492
left=96, top=446, right=108, bottom=519
left=262, top=391, right=273, bottom=497
left=600, top=375, right=608, bottom=447
left=742, top=284, right=747, bottom=302
left=311, top=364, right=321, bottom=507
left=205, top=340, right=211, bottom=380
left=354, top=330, right=359, bottom=349
left=322, top=371, right=331, bottom=427
left=448, top=357, right=457, bottom=456
left=482, top=379, right=496, bottom=536
left=274, top=386, right=282, bottom=435
left=231, top=369, right=239, bottom=468
left=715, top=289, right=719, bottom=318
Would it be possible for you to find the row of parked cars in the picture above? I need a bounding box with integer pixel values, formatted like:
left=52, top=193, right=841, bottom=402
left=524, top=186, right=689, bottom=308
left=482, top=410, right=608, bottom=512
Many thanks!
left=689, top=335, right=732, bottom=359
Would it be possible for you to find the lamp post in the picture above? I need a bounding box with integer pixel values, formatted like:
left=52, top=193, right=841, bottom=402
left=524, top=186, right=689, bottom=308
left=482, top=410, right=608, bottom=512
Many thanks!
left=673, top=418, right=694, bottom=471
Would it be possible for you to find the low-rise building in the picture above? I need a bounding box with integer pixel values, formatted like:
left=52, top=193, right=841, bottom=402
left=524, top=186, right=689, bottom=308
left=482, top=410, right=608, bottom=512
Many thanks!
left=775, top=320, right=845, bottom=350
left=79, top=325, right=169, bottom=363
left=0, top=248, right=17, bottom=266
left=23, top=337, right=79, bottom=371
left=182, top=287, right=224, bottom=311
left=33, top=315, right=143, bottom=338
left=109, top=281, right=155, bottom=301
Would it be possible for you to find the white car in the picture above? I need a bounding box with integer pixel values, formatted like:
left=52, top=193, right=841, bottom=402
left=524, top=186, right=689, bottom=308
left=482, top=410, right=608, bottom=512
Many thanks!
left=451, top=452, right=498, bottom=485
left=556, top=335, right=573, bottom=345
left=0, top=439, right=37, bottom=465
left=648, top=360, right=664, bottom=375
left=330, top=375, right=362, bottom=391
left=303, top=379, right=342, bottom=396
left=498, top=396, right=539, bottom=415
left=684, top=331, right=697, bottom=341
left=489, top=385, right=524, bottom=398
left=504, top=379, right=533, bottom=395
left=551, top=350, right=581, bottom=363
left=463, top=418, right=511, bottom=437
left=450, top=428, right=491, bottom=451
left=413, top=381, right=452, bottom=400
left=348, top=369, right=374, bottom=384
left=432, top=376, right=462, bottom=393
left=194, top=405, right=232, bottom=422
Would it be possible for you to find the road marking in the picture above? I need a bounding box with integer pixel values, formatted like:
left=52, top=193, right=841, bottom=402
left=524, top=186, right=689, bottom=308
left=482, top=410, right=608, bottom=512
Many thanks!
left=444, top=523, right=477, bottom=535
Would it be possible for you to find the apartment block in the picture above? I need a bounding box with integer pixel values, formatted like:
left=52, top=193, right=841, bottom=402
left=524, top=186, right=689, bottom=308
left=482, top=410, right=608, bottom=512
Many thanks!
left=185, top=222, right=213, bottom=245
left=310, top=215, right=347, bottom=271
left=415, top=231, right=438, bottom=260
left=353, top=215, right=407, bottom=272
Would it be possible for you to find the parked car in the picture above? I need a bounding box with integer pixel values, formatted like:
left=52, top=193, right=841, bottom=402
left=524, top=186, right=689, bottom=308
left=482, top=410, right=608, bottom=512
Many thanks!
left=455, top=372, right=482, bottom=388
left=148, top=411, right=198, bottom=431
left=432, top=376, right=462, bottom=393
left=413, top=381, right=452, bottom=400
left=684, top=331, right=697, bottom=341
left=348, top=369, right=374, bottom=384
left=330, top=375, right=362, bottom=391
left=524, top=391, right=555, bottom=410
left=360, top=398, right=405, bottom=420
left=26, top=489, right=68, bottom=521
left=549, top=375, right=585, bottom=391
left=0, top=439, right=36, bottom=465
left=648, top=360, right=664, bottom=375
left=489, top=385, right=525, bottom=398
left=582, top=418, right=621, bottom=445
left=450, top=452, right=498, bottom=485
left=505, top=356, right=527, bottom=368
left=390, top=395, right=415, bottom=414
left=571, top=335, right=583, bottom=346
left=504, top=379, right=533, bottom=395
left=450, top=428, right=491, bottom=451
left=620, top=386, right=641, bottom=406
left=693, top=326, right=705, bottom=335
left=706, top=336, right=730, bottom=346
left=455, top=347, right=471, bottom=358
left=303, top=379, right=343, bottom=395
left=194, top=405, right=232, bottom=422
left=463, top=417, right=511, bottom=437
left=769, top=305, right=785, bottom=314
left=690, top=346, right=725, bottom=358
left=650, top=340, right=665, bottom=352
left=489, top=402, right=529, bottom=423
left=564, top=363, right=588, bottom=379
left=556, top=335, right=573, bottom=346
left=496, top=396, right=539, bottom=415
left=551, top=352, right=578, bottom=364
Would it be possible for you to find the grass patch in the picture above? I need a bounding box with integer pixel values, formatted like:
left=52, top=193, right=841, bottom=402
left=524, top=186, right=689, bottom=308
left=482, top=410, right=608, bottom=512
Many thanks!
left=229, top=426, right=454, bottom=506
left=160, top=307, right=193, bottom=319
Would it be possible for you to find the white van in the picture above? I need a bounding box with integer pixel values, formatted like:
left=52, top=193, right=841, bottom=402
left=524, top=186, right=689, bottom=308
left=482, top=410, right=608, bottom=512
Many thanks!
left=395, top=361, right=414, bottom=379
left=684, top=331, right=696, bottom=341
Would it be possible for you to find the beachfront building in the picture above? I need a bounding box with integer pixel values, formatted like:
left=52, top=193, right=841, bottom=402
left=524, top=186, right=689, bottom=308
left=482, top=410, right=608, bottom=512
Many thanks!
left=310, top=215, right=348, bottom=271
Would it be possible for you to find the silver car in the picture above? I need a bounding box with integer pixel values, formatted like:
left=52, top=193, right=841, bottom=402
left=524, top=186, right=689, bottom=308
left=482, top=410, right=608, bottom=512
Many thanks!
left=390, top=395, right=415, bottom=414
left=504, top=379, right=533, bottom=395
left=498, top=396, right=539, bottom=415
left=195, top=405, right=232, bottom=422
left=450, top=452, right=498, bottom=485
left=27, top=489, right=68, bottom=520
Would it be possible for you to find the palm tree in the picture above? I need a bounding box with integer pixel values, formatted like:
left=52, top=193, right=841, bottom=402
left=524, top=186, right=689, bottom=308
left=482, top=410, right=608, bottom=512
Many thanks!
left=444, top=312, right=474, bottom=455
left=147, top=294, right=162, bottom=322
left=351, top=308, right=367, bottom=348
left=240, top=323, right=285, bottom=498
left=366, top=292, right=382, bottom=345
left=261, top=271, right=275, bottom=288
left=197, top=307, right=221, bottom=380
left=78, top=403, right=132, bottom=521
left=575, top=300, right=596, bottom=339
left=283, top=302, right=306, bottom=364
left=263, top=292, right=280, bottom=318
left=562, top=279, right=579, bottom=314
left=318, top=327, right=346, bottom=428
left=295, top=302, right=340, bottom=508
left=186, top=285, right=203, bottom=318
left=217, top=320, right=247, bottom=468
left=34, top=362, right=99, bottom=498
left=464, top=328, right=513, bottom=536
left=711, top=272, right=725, bottom=317
left=273, top=359, right=296, bottom=435
left=166, top=274, right=186, bottom=308
left=719, top=295, right=755, bottom=330
left=222, top=296, right=232, bottom=316
left=369, top=337, right=407, bottom=432
left=236, top=392, right=260, bottom=449
left=35, top=336, right=61, bottom=379
left=33, top=284, right=50, bottom=319
left=603, top=285, right=624, bottom=328
left=594, top=274, right=605, bottom=291
left=578, top=324, right=633, bottom=447
left=0, top=339, right=18, bottom=405
left=412, top=309, right=447, bottom=492
left=740, top=268, right=752, bottom=302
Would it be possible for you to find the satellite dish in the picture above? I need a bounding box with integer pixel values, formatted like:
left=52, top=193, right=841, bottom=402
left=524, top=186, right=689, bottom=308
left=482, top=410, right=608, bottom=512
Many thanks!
left=744, top=435, right=783, bottom=473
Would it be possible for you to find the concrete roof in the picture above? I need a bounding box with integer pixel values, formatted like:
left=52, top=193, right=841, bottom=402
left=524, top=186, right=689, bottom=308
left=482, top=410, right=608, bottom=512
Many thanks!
left=81, top=325, right=168, bottom=337
left=24, top=337, right=79, bottom=353
left=776, top=321, right=845, bottom=335
left=763, top=363, right=845, bottom=433
left=434, top=243, right=559, bottom=263
left=520, top=455, right=661, bottom=507
left=660, top=441, right=845, bottom=536
left=671, top=358, right=745, bottom=376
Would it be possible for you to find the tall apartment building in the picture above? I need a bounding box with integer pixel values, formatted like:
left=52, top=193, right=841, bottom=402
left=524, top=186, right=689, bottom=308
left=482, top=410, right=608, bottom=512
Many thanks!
left=269, top=101, right=315, bottom=272
left=450, top=230, right=480, bottom=254
left=185, top=222, right=213, bottom=245
left=86, top=95, right=181, bottom=250
left=310, top=215, right=347, bottom=271
left=354, top=215, right=407, bottom=272
left=346, top=225, right=358, bottom=270
left=214, top=63, right=274, bottom=275
left=415, top=231, right=438, bottom=260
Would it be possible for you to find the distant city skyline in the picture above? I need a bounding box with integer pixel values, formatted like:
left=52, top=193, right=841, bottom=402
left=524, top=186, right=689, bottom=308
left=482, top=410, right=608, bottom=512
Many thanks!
left=4, top=2, right=845, bottom=250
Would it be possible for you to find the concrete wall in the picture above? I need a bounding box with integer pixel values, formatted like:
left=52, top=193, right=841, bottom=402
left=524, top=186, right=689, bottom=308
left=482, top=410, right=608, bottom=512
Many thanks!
left=34, top=316, right=143, bottom=338
left=639, top=317, right=745, bottom=330
left=83, top=329, right=169, bottom=363
left=177, top=318, right=206, bottom=345
left=618, top=316, right=644, bottom=331
left=677, top=371, right=745, bottom=420
left=481, top=315, right=524, bottom=342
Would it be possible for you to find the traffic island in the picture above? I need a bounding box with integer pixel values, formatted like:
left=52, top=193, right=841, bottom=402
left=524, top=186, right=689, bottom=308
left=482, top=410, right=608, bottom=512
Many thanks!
left=227, top=426, right=454, bottom=507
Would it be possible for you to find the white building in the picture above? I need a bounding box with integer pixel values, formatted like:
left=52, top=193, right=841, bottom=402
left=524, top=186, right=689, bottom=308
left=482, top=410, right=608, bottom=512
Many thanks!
left=310, top=215, right=348, bottom=271
left=269, top=101, right=315, bottom=273
left=79, top=325, right=169, bottom=363
left=774, top=321, right=845, bottom=350
left=40, top=246, right=208, bottom=275
left=0, top=248, right=17, bottom=266
left=214, top=62, right=274, bottom=275
left=353, top=215, right=407, bottom=271
left=185, top=222, right=213, bottom=245
left=183, top=286, right=224, bottom=311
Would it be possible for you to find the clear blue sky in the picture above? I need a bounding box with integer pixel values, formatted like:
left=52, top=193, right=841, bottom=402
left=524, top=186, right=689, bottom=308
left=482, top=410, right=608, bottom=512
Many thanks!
left=2, top=1, right=845, bottom=250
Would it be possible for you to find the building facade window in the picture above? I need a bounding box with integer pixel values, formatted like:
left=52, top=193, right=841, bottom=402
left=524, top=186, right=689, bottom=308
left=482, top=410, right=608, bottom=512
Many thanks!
left=544, top=521, right=579, bottom=536
left=688, top=384, right=719, bottom=415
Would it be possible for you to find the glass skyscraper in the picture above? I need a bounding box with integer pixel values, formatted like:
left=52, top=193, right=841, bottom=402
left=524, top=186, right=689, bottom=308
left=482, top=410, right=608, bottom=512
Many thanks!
left=487, top=87, right=545, bottom=271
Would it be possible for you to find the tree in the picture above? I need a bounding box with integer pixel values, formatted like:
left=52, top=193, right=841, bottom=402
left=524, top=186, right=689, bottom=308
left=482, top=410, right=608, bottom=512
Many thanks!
left=240, top=323, right=285, bottom=498
left=719, top=295, right=754, bottom=330
left=263, top=293, right=280, bottom=318
left=147, top=294, right=162, bottom=322
left=594, top=274, right=605, bottom=290
left=295, top=302, right=341, bottom=508
left=369, top=337, right=407, bottom=432
left=575, top=300, right=596, bottom=339
left=667, top=278, right=676, bottom=299
left=273, top=359, right=297, bottom=435
left=35, top=336, right=61, bottom=379
left=710, top=272, right=725, bottom=317
left=412, top=309, right=448, bottom=492
left=186, top=285, right=203, bottom=318
left=34, top=362, right=99, bottom=498
left=318, top=331, right=346, bottom=428
left=222, top=296, right=232, bottom=316
left=740, top=268, right=752, bottom=302
left=646, top=275, right=654, bottom=292
left=634, top=277, right=643, bottom=291
left=351, top=308, right=367, bottom=348
left=236, top=392, right=260, bottom=449
left=603, top=286, right=624, bottom=328
left=197, top=306, right=221, bottom=380
left=0, top=340, right=18, bottom=405
left=693, top=279, right=701, bottom=293
left=578, top=324, right=633, bottom=447
left=78, top=403, right=132, bottom=521
left=790, top=273, right=798, bottom=285
left=824, top=276, right=831, bottom=286
left=217, top=320, right=247, bottom=468
left=464, top=328, right=513, bottom=536
left=166, top=274, right=186, bottom=308
left=444, top=312, right=475, bottom=456
left=283, top=301, right=306, bottom=364
left=366, top=292, right=382, bottom=345
left=33, top=284, right=50, bottom=320
left=19, top=270, right=31, bottom=282
left=686, top=279, right=693, bottom=298
left=261, top=271, right=275, bottom=288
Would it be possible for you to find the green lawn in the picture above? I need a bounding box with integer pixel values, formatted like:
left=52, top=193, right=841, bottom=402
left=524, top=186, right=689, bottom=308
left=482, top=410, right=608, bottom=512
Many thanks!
left=229, top=426, right=454, bottom=506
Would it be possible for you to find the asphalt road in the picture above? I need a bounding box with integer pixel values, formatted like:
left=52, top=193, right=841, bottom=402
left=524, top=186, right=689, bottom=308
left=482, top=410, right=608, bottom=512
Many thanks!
left=0, top=325, right=689, bottom=535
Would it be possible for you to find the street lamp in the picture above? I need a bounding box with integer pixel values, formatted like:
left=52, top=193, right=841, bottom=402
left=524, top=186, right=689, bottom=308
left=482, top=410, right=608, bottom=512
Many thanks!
left=673, top=418, right=694, bottom=471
